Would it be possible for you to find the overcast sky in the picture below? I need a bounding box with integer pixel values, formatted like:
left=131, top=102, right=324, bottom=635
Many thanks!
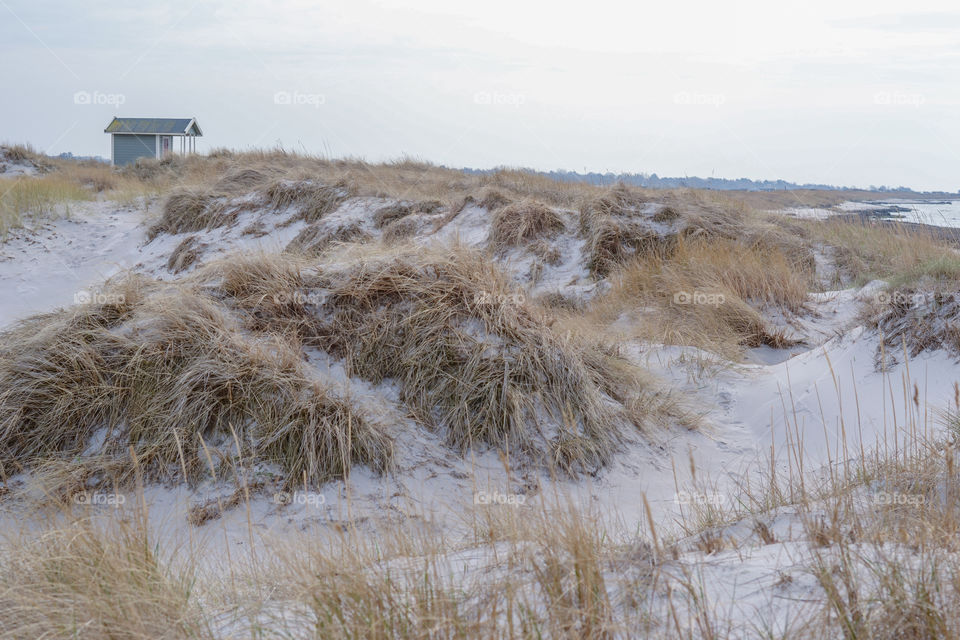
left=1, top=0, right=958, bottom=190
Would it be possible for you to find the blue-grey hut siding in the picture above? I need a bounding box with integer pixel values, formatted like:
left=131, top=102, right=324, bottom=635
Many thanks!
left=113, top=134, right=156, bottom=166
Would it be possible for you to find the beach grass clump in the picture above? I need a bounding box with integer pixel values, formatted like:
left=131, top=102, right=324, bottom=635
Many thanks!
left=0, top=516, right=206, bottom=639
left=307, top=245, right=657, bottom=472
left=489, top=199, right=565, bottom=249
left=264, top=179, right=350, bottom=223
left=592, top=235, right=809, bottom=357
left=0, top=271, right=392, bottom=490
left=372, top=199, right=443, bottom=229
left=147, top=190, right=236, bottom=239
left=0, top=175, right=93, bottom=238
left=286, top=221, right=371, bottom=255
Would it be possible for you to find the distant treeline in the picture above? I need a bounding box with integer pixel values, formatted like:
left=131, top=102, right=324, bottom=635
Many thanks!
left=460, top=166, right=933, bottom=193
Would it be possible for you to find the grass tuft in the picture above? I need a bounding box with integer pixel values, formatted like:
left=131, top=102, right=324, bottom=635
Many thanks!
left=0, top=516, right=205, bottom=639
left=372, top=200, right=443, bottom=229
left=307, top=245, right=660, bottom=472
left=147, top=191, right=234, bottom=239
left=0, top=176, right=92, bottom=238
left=489, top=199, right=565, bottom=249
left=0, top=268, right=392, bottom=491
left=265, top=180, right=350, bottom=223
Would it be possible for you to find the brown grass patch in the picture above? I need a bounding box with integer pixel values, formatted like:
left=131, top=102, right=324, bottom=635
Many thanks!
left=489, top=199, right=565, bottom=249
left=0, top=266, right=392, bottom=491
left=166, top=235, right=207, bottom=273
left=0, top=516, right=205, bottom=639
left=286, top=221, right=371, bottom=255
left=382, top=216, right=420, bottom=242
left=147, top=191, right=236, bottom=240
left=590, top=235, right=811, bottom=356
left=372, top=199, right=443, bottom=229
left=306, top=245, right=664, bottom=472
left=265, top=180, right=350, bottom=223
left=804, top=217, right=960, bottom=287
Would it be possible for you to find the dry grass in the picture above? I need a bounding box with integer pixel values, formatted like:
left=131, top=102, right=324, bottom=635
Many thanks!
left=862, top=290, right=960, bottom=358
left=554, top=185, right=820, bottom=357
left=264, top=179, right=351, bottom=223
left=797, top=437, right=960, bottom=640
left=1, top=143, right=44, bottom=165
left=213, top=166, right=280, bottom=192
left=286, top=221, right=371, bottom=255
left=0, top=514, right=206, bottom=639
left=166, top=234, right=207, bottom=273
left=268, top=499, right=623, bottom=638
left=1, top=368, right=958, bottom=639
left=0, top=175, right=92, bottom=237
left=0, top=267, right=392, bottom=491
left=583, top=214, right=674, bottom=277
left=489, top=199, right=565, bottom=249
left=576, top=185, right=814, bottom=279
left=7, top=147, right=960, bottom=637
left=579, top=185, right=658, bottom=276
left=55, top=159, right=161, bottom=205
left=117, top=150, right=603, bottom=214
left=804, top=217, right=960, bottom=287
left=381, top=216, right=421, bottom=243
left=372, top=199, right=443, bottom=229
left=147, top=191, right=236, bottom=239
left=0, top=143, right=55, bottom=176
left=200, top=251, right=321, bottom=340
left=306, top=244, right=664, bottom=472
left=586, top=235, right=811, bottom=357
left=0, top=491, right=660, bottom=639
left=149, top=179, right=350, bottom=242
left=661, top=344, right=960, bottom=637
left=0, top=240, right=674, bottom=489
left=0, top=146, right=167, bottom=239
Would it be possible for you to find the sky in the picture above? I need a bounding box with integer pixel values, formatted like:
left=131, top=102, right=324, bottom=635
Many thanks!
left=1, top=0, right=958, bottom=191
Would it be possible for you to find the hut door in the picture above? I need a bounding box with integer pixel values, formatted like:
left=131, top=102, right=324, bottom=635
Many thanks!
left=160, top=136, right=172, bottom=156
